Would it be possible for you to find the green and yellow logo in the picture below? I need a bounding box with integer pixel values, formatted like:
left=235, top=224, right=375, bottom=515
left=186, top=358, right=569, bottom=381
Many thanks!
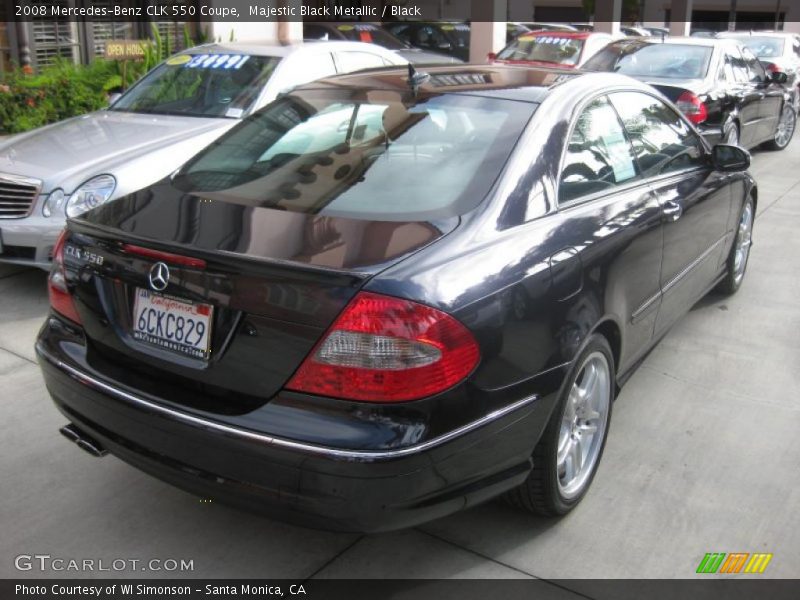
left=696, top=552, right=773, bottom=574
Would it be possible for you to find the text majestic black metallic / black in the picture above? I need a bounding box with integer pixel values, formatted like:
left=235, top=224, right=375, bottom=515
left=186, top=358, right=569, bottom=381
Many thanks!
left=36, top=65, right=757, bottom=532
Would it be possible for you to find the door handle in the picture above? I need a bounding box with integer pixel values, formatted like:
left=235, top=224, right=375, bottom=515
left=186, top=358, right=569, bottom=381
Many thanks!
left=662, top=200, right=683, bottom=222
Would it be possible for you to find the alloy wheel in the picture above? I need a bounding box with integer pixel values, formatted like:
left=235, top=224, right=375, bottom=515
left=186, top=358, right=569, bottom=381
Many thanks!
left=774, top=105, right=796, bottom=149
left=733, top=201, right=754, bottom=285
left=557, top=351, right=611, bottom=499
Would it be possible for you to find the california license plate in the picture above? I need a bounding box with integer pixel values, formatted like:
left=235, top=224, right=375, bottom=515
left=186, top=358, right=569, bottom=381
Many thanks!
left=132, top=288, right=213, bottom=360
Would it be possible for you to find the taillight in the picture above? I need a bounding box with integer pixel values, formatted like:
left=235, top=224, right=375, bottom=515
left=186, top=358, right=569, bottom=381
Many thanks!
left=676, top=91, right=708, bottom=125
left=286, top=291, right=480, bottom=402
left=764, top=62, right=783, bottom=75
left=48, top=228, right=82, bottom=325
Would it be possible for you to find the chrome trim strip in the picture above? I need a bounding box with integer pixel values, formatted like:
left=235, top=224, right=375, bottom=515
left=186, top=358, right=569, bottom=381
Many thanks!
left=36, top=343, right=538, bottom=462
left=662, top=237, right=725, bottom=295
left=631, top=290, right=662, bottom=324
left=631, top=237, right=726, bottom=323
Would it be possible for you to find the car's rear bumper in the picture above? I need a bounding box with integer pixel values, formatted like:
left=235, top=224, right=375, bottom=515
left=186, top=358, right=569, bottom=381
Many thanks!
left=36, top=318, right=556, bottom=532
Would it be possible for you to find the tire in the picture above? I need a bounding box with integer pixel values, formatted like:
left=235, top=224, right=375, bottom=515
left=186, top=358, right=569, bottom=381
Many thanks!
left=723, top=121, right=740, bottom=147
left=716, top=196, right=754, bottom=295
left=763, top=104, right=796, bottom=151
left=505, top=334, right=614, bottom=516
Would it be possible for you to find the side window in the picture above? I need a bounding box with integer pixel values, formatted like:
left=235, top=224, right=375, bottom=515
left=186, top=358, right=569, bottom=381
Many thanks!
left=335, top=52, right=387, bottom=74
left=742, top=47, right=767, bottom=83
left=609, top=91, right=706, bottom=178
left=559, top=96, right=639, bottom=203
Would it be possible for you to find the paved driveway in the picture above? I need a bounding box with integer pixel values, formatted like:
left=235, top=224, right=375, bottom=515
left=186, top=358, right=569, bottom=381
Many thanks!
left=1, top=138, right=798, bottom=583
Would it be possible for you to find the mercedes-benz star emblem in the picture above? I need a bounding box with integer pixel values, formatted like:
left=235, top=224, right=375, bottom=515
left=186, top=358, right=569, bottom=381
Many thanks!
left=148, top=262, right=170, bottom=292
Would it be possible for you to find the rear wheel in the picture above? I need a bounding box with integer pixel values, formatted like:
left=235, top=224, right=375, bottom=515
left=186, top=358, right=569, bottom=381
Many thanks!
left=716, top=196, right=754, bottom=295
left=506, top=334, right=614, bottom=516
left=764, top=104, right=796, bottom=150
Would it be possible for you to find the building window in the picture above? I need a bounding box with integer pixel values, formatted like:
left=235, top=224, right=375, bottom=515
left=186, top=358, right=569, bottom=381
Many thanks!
left=31, top=11, right=80, bottom=68
left=0, top=17, right=11, bottom=72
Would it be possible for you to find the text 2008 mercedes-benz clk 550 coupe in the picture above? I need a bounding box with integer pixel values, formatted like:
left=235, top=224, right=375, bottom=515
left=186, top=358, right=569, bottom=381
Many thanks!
left=36, top=65, right=757, bottom=532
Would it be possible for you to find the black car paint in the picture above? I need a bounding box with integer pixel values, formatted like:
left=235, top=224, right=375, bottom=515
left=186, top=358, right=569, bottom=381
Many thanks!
left=583, top=38, right=792, bottom=148
left=37, top=66, right=756, bottom=531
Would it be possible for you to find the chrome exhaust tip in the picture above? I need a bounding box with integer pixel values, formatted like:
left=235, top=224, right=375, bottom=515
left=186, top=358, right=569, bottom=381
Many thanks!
left=59, top=424, right=108, bottom=458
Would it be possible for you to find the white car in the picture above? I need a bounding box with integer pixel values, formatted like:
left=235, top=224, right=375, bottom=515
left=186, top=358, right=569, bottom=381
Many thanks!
left=0, top=41, right=406, bottom=269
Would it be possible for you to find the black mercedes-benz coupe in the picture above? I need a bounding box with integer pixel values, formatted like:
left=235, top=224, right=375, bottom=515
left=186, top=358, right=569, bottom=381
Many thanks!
left=37, top=65, right=757, bottom=532
left=583, top=37, right=796, bottom=151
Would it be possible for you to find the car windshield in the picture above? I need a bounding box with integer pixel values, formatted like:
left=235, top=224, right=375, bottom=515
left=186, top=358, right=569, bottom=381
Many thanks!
left=173, top=90, right=535, bottom=221
left=111, top=54, right=281, bottom=118
left=329, top=24, right=407, bottom=50
left=583, top=43, right=713, bottom=79
left=736, top=36, right=785, bottom=59
left=498, top=35, right=585, bottom=65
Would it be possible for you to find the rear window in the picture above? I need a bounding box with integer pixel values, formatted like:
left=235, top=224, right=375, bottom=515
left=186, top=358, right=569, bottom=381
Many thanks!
left=584, top=43, right=713, bottom=79
left=736, top=36, right=785, bottom=59
left=498, top=35, right=585, bottom=66
left=173, top=90, right=535, bottom=221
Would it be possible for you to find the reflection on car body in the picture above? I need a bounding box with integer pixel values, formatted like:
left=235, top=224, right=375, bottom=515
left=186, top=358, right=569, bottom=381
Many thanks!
left=0, top=42, right=407, bottom=269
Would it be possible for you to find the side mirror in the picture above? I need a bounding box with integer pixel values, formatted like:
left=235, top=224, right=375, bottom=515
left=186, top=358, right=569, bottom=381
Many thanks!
left=487, top=52, right=497, bottom=61
left=771, top=71, right=788, bottom=84
left=712, top=144, right=750, bottom=172
left=107, top=92, right=122, bottom=107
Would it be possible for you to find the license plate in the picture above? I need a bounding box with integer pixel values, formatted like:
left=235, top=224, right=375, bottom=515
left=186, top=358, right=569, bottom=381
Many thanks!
left=132, top=288, right=213, bottom=360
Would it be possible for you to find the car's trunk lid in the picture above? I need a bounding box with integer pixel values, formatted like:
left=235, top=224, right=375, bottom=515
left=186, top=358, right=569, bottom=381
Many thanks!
left=641, top=77, right=709, bottom=102
left=64, top=183, right=456, bottom=414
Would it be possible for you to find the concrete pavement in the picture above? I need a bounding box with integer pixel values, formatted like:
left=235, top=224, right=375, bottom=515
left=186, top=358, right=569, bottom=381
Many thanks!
left=1, top=139, right=798, bottom=583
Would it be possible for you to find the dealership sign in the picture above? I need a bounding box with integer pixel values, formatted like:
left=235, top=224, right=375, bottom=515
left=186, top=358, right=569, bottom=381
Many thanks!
left=104, top=40, right=148, bottom=61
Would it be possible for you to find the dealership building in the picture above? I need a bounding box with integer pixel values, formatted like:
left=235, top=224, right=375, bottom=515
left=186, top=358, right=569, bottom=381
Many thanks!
left=1, top=0, right=799, bottom=72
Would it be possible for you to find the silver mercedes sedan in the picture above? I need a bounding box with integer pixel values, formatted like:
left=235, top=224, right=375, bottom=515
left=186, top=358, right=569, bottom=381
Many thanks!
left=0, top=41, right=406, bottom=269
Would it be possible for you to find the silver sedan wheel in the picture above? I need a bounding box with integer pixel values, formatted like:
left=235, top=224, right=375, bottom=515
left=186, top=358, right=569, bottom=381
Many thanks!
left=557, top=351, right=611, bottom=499
left=774, top=105, right=796, bottom=148
left=733, top=201, right=754, bottom=285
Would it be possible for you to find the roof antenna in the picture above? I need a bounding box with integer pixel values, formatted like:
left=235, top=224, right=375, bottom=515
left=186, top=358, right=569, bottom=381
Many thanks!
left=407, top=63, right=430, bottom=96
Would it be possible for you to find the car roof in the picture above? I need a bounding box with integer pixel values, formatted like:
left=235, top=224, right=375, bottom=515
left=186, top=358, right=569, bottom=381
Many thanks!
left=517, top=30, right=605, bottom=40
left=608, top=36, right=740, bottom=50
left=290, top=63, right=649, bottom=104
left=182, top=41, right=397, bottom=58
left=718, top=31, right=798, bottom=39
